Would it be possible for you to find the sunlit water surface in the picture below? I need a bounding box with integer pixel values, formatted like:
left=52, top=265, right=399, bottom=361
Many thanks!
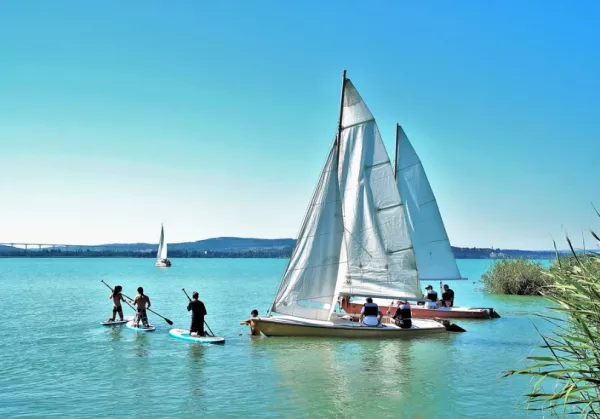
left=0, top=258, right=552, bottom=418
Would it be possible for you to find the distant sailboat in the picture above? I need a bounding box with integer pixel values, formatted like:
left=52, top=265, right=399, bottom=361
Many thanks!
left=255, top=71, right=454, bottom=338
left=343, top=125, right=498, bottom=319
left=155, top=224, right=172, bottom=268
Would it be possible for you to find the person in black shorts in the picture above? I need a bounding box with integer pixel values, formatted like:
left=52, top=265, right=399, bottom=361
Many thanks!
left=187, top=291, right=207, bottom=337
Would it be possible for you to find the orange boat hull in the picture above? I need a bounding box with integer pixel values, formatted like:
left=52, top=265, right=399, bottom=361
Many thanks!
left=343, top=301, right=497, bottom=319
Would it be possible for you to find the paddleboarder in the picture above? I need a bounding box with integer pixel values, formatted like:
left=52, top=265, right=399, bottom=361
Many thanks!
left=107, top=285, right=125, bottom=322
left=240, top=309, right=261, bottom=336
left=187, top=291, right=207, bottom=337
left=132, top=287, right=152, bottom=328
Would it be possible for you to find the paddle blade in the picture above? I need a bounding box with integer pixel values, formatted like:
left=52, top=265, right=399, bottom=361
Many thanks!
left=165, top=318, right=174, bottom=326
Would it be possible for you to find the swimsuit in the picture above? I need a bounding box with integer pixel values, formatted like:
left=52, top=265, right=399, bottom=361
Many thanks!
left=135, top=308, right=149, bottom=326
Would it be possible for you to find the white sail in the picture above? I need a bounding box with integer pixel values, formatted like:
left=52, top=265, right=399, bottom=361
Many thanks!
left=337, top=81, right=421, bottom=300
left=157, top=224, right=167, bottom=260
left=395, top=125, right=462, bottom=281
left=271, top=144, right=346, bottom=320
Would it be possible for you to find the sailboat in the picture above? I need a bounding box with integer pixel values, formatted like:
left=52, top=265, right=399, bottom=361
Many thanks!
left=255, top=72, right=456, bottom=338
left=342, top=125, right=499, bottom=319
left=155, top=224, right=172, bottom=267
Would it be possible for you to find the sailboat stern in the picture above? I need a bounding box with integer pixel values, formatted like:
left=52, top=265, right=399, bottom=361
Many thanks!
left=256, top=315, right=446, bottom=338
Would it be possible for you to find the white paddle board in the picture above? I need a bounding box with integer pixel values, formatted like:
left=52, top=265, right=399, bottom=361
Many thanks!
left=101, top=316, right=134, bottom=326
left=168, top=328, right=225, bottom=344
left=126, top=320, right=156, bottom=332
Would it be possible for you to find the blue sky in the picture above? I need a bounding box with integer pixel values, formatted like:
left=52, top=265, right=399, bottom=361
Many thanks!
left=1, top=1, right=599, bottom=250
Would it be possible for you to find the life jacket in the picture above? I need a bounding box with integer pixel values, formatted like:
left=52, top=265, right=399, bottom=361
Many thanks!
left=363, top=303, right=379, bottom=317
left=425, top=290, right=438, bottom=302
left=398, top=303, right=411, bottom=319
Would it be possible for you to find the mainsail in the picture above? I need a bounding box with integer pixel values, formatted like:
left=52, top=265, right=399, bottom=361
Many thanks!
left=271, top=75, right=422, bottom=321
left=395, top=125, right=462, bottom=281
left=336, top=81, right=421, bottom=300
left=157, top=224, right=167, bottom=261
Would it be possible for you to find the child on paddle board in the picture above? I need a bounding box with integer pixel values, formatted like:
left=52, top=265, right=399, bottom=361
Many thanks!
left=240, top=309, right=261, bottom=336
left=187, top=291, right=207, bottom=337
left=108, top=285, right=125, bottom=322
left=132, top=287, right=151, bottom=328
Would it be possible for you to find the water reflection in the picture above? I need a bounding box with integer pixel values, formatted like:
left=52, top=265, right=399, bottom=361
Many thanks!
left=133, top=333, right=150, bottom=358
left=108, top=326, right=123, bottom=342
left=263, top=336, right=461, bottom=417
left=187, top=344, right=206, bottom=400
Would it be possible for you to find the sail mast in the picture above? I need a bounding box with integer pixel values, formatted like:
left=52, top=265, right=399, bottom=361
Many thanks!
left=394, top=123, right=400, bottom=180
left=335, top=70, right=347, bottom=165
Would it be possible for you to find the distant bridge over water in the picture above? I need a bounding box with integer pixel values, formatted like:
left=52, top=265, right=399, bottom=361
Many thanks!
left=0, top=243, right=100, bottom=252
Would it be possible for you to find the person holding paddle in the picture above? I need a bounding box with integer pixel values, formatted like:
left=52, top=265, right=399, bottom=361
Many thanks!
left=187, top=291, right=207, bottom=337
left=107, top=285, right=125, bottom=322
left=132, top=287, right=152, bottom=328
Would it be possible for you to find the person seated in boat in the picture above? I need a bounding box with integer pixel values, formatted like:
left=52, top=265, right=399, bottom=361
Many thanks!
left=132, top=287, right=151, bottom=328
left=108, top=285, right=125, bottom=322
left=391, top=300, right=412, bottom=329
left=441, top=284, right=455, bottom=307
left=240, top=309, right=261, bottom=336
left=423, top=285, right=439, bottom=309
left=359, top=297, right=382, bottom=326
left=187, top=291, right=207, bottom=337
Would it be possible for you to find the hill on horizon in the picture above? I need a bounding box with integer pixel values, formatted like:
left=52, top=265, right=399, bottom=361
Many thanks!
left=0, top=237, right=576, bottom=259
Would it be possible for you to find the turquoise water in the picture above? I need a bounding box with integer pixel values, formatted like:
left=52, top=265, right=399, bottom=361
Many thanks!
left=0, top=258, right=551, bottom=418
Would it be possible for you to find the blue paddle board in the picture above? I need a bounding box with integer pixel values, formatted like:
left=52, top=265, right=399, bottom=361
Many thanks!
left=168, top=328, right=225, bottom=344
left=126, top=320, right=156, bottom=332
left=101, top=316, right=134, bottom=326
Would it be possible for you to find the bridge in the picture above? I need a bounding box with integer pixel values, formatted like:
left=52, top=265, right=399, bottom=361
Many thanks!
left=0, top=243, right=90, bottom=252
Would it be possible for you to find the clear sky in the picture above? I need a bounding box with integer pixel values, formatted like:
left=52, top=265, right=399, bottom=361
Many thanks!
left=1, top=1, right=599, bottom=250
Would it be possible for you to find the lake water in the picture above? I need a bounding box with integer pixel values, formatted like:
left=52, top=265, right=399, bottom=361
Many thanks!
left=0, top=258, right=552, bottom=418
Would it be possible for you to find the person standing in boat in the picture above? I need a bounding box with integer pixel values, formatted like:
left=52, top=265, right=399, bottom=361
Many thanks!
left=441, top=284, right=455, bottom=307
left=107, top=285, right=125, bottom=322
left=240, top=309, right=261, bottom=336
left=391, top=300, right=412, bottom=329
left=359, top=297, right=382, bottom=326
left=423, top=285, right=439, bottom=309
left=187, top=291, right=207, bottom=337
left=132, top=287, right=151, bottom=328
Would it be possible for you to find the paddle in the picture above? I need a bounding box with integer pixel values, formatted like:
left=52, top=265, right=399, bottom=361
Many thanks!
left=182, top=288, right=215, bottom=337
left=101, top=280, right=174, bottom=326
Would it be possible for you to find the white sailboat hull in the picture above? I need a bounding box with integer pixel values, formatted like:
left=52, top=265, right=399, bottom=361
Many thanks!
left=155, top=260, right=171, bottom=268
left=256, top=315, right=446, bottom=338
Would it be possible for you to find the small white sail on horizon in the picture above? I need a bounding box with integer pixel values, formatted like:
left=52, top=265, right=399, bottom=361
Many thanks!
left=395, top=125, right=463, bottom=281
left=156, top=224, right=168, bottom=262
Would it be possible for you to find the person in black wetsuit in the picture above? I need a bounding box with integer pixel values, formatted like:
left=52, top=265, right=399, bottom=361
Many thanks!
left=187, top=291, right=207, bottom=337
left=441, top=284, right=455, bottom=307
left=391, top=300, right=412, bottom=329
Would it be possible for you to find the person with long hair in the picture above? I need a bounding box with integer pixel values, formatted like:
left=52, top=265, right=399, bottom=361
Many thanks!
left=108, top=285, right=125, bottom=322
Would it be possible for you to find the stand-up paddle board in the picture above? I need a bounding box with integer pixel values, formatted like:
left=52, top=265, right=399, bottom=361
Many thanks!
left=101, top=316, right=134, bottom=326
left=168, top=328, right=225, bottom=344
left=126, top=321, right=156, bottom=332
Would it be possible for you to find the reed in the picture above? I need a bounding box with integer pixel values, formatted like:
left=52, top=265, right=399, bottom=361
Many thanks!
left=504, top=235, right=600, bottom=417
left=481, top=258, right=548, bottom=295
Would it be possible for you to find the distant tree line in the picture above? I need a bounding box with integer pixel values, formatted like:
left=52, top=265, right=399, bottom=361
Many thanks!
left=0, top=248, right=293, bottom=258
left=0, top=246, right=558, bottom=259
